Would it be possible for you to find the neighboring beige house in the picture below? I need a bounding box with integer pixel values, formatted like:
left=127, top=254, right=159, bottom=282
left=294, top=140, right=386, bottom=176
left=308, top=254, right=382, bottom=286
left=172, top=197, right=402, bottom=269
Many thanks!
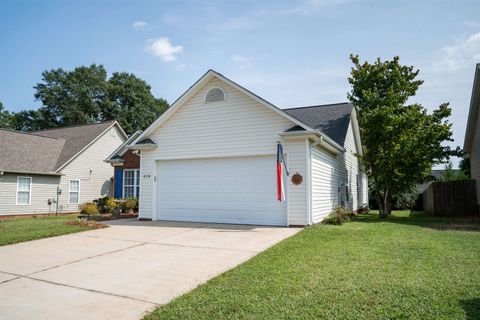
left=130, top=70, right=368, bottom=226
left=0, top=121, right=126, bottom=216
left=464, top=63, right=480, bottom=202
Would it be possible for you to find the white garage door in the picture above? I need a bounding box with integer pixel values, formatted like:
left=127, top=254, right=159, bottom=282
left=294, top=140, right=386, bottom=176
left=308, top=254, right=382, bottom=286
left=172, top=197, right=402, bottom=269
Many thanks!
left=156, top=156, right=287, bottom=226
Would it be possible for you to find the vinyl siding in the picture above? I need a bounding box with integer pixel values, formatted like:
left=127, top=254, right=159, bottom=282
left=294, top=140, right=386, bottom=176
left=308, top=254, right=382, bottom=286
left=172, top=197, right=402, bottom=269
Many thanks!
left=57, top=126, right=125, bottom=212
left=311, top=120, right=366, bottom=223
left=286, top=138, right=309, bottom=225
left=138, top=77, right=297, bottom=220
left=0, top=173, right=60, bottom=215
left=470, top=102, right=480, bottom=201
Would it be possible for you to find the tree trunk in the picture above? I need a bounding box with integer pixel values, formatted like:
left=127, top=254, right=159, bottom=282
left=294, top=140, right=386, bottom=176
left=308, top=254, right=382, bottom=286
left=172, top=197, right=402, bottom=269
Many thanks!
left=377, top=189, right=391, bottom=218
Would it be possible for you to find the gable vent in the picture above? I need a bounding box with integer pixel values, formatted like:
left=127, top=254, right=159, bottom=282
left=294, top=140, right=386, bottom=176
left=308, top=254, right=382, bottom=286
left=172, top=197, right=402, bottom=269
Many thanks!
left=205, top=87, right=225, bottom=103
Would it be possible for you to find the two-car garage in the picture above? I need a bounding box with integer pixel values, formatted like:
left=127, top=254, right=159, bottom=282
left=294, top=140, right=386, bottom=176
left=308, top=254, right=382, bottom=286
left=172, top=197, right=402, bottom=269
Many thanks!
left=156, top=156, right=287, bottom=226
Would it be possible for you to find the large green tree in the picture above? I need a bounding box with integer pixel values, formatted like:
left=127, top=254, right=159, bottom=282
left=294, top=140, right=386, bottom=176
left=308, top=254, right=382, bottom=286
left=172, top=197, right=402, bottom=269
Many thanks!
left=104, top=72, right=168, bottom=134
left=30, top=64, right=168, bottom=134
left=0, top=102, right=13, bottom=129
left=348, top=55, right=454, bottom=218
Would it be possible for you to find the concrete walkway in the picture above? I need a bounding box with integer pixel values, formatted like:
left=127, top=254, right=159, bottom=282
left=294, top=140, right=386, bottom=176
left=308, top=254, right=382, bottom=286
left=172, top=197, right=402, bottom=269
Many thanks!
left=0, top=219, right=300, bottom=320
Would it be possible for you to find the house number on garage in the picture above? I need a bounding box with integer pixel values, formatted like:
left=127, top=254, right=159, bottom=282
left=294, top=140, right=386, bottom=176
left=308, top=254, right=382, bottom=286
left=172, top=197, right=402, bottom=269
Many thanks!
left=292, top=173, right=303, bottom=185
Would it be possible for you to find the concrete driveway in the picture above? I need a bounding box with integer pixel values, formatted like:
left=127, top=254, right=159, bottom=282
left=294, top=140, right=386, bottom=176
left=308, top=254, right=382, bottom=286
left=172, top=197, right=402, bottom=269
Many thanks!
left=0, top=219, right=300, bottom=320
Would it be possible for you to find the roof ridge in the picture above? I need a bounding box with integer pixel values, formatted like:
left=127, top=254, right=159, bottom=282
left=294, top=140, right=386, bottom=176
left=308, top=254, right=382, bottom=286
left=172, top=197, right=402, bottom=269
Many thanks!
left=0, top=128, right=62, bottom=140
left=30, top=120, right=116, bottom=133
left=284, top=102, right=352, bottom=110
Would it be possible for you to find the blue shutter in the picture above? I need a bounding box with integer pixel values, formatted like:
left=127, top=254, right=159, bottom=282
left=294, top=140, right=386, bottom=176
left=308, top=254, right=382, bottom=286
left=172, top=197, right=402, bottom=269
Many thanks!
left=115, top=168, right=123, bottom=199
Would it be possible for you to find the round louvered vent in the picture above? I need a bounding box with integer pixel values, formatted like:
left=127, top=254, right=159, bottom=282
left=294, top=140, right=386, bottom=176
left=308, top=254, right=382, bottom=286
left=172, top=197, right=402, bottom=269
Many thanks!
left=205, top=87, right=225, bottom=103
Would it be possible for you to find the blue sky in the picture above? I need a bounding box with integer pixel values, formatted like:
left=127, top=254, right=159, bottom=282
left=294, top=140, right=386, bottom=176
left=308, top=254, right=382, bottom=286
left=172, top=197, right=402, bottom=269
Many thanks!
left=0, top=0, right=479, bottom=165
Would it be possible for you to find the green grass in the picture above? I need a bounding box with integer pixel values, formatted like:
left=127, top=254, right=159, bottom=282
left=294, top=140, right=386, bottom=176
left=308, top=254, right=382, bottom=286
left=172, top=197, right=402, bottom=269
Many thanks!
left=0, top=215, right=96, bottom=246
left=146, top=211, right=480, bottom=320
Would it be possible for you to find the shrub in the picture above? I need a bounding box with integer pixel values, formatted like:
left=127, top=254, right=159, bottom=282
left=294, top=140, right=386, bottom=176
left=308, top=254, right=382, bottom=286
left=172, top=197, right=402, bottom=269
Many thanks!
left=117, top=200, right=128, bottom=212
left=322, top=206, right=352, bottom=225
left=93, top=196, right=112, bottom=213
left=105, top=197, right=117, bottom=213
left=79, top=202, right=99, bottom=215
left=125, top=197, right=139, bottom=211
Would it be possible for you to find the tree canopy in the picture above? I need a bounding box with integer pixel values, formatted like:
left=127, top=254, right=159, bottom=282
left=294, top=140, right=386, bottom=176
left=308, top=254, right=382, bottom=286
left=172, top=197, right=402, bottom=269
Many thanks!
left=348, top=55, right=454, bottom=217
left=0, top=102, right=13, bottom=129
left=1, top=64, right=168, bottom=134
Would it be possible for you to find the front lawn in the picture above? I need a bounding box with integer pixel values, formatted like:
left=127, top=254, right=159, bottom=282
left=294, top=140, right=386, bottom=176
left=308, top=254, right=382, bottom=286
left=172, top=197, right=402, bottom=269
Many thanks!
left=0, top=215, right=98, bottom=246
left=146, top=211, right=480, bottom=319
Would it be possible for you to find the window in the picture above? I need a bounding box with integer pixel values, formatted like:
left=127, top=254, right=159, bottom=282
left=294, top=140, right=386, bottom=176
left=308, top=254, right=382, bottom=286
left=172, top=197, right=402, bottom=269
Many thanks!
left=124, top=169, right=140, bottom=198
left=205, top=87, right=225, bottom=103
left=110, top=127, right=117, bottom=137
left=69, top=180, right=80, bottom=204
left=16, top=176, right=32, bottom=205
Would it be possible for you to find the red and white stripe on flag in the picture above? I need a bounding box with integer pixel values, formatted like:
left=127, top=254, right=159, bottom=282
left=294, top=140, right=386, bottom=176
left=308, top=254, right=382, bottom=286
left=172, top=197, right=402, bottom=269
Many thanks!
left=277, top=143, right=286, bottom=202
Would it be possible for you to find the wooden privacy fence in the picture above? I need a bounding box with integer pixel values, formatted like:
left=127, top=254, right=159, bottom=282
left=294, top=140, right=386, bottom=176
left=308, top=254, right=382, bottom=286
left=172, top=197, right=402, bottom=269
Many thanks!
left=423, top=180, right=478, bottom=216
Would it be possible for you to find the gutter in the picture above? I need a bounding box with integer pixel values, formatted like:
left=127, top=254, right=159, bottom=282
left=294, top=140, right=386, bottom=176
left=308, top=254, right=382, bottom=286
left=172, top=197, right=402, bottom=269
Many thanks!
left=280, top=130, right=345, bottom=154
left=126, top=143, right=157, bottom=150
left=1, top=170, right=63, bottom=176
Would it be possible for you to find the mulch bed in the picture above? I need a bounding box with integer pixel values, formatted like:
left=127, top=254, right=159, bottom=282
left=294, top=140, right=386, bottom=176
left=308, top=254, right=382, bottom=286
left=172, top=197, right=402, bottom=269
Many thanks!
left=65, top=220, right=108, bottom=229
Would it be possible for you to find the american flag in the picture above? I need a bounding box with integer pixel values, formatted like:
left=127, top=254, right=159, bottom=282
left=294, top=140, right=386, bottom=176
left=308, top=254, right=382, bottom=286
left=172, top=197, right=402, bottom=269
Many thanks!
left=276, top=142, right=288, bottom=202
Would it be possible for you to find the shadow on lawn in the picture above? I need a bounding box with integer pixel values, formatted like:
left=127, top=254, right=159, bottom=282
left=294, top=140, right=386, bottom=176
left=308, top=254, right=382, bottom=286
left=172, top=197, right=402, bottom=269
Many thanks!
left=352, top=211, right=480, bottom=232
left=460, top=298, right=480, bottom=319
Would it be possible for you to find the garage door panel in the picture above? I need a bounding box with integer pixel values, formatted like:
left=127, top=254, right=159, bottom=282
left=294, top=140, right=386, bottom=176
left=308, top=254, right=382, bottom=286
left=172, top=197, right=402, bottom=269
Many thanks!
left=156, top=156, right=287, bottom=226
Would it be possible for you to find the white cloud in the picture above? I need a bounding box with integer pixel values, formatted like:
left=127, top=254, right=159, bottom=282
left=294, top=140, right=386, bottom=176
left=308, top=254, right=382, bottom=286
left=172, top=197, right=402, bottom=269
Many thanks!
left=132, top=20, right=147, bottom=29
left=433, top=32, right=480, bottom=71
left=145, top=37, right=184, bottom=62
left=231, top=55, right=253, bottom=69
left=464, top=20, right=480, bottom=29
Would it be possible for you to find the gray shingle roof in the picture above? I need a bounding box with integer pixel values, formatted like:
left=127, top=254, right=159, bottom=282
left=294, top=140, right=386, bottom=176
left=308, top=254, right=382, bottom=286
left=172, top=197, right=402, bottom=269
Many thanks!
left=33, top=121, right=117, bottom=170
left=0, top=121, right=118, bottom=174
left=283, top=102, right=353, bottom=146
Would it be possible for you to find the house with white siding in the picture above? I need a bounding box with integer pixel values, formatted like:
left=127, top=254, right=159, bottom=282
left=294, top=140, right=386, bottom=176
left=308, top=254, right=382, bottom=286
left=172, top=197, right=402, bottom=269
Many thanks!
left=0, top=121, right=126, bottom=216
left=130, top=70, right=368, bottom=226
left=464, top=63, right=480, bottom=203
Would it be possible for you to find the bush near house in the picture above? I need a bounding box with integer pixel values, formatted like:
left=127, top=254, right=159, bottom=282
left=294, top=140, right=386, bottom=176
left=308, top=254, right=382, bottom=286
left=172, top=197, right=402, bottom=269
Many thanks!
left=126, top=197, right=139, bottom=212
left=322, top=206, right=352, bottom=225
left=91, top=196, right=139, bottom=215
left=93, top=196, right=112, bottom=213
left=79, top=202, right=99, bottom=215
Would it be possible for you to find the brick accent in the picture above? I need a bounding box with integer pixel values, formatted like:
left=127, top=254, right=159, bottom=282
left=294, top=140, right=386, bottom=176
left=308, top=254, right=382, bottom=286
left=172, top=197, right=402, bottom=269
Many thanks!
left=122, top=150, right=140, bottom=169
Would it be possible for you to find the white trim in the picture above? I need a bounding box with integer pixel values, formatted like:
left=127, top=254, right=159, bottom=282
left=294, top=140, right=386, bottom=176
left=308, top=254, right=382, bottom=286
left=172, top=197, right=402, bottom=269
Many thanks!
left=350, top=108, right=363, bottom=156
left=105, top=130, right=142, bottom=162
left=306, top=140, right=313, bottom=225
left=132, top=70, right=314, bottom=146
left=152, top=160, right=158, bottom=220
left=464, top=64, right=480, bottom=152
left=123, top=169, right=140, bottom=198
left=56, top=122, right=127, bottom=172
left=68, top=179, right=80, bottom=204
left=16, top=176, right=32, bottom=205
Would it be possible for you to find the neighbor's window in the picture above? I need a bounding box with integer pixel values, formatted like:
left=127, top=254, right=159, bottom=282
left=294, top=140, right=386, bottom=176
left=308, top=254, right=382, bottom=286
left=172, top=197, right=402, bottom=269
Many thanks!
left=16, top=176, right=32, bottom=205
left=124, top=169, right=140, bottom=198
left=69, top=180, right=80, bottom=204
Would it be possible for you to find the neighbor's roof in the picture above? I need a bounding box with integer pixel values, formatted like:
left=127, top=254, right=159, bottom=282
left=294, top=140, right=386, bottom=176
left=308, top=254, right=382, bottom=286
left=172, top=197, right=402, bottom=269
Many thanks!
left=284, top=103, right=354, bottom=146
left=0, top=121, right=125, bottom=175
left=464, top=63, right=480, bottom=152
